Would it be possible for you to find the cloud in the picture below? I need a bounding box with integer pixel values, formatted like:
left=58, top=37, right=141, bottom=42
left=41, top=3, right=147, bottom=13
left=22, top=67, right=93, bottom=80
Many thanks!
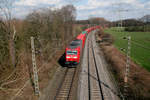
left=76, top=0, right=142, bottom=11
left=12, top=7, right=31, bottom=19
left=77, top=7, right=108, bottom=20
left=14, top=0, right=61, bottom=6
left=77, top=5, right=95, bottom=10
left=15, top=0, right=36, bottom=6
left=9, top=0, right=150, bottom=20
left=122, top=0, right=136, bottom=3
left=88, top=0, right=112, bottom=7
left=76, top=0, right=113, bottom=10
left=12, top=0, right=65, bottom=19
left=145, top=1, right=150, bottom=9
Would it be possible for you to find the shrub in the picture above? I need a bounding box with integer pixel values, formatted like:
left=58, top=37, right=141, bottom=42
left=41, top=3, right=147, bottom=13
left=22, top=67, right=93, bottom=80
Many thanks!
left=125, top=25, right=150, bottom=32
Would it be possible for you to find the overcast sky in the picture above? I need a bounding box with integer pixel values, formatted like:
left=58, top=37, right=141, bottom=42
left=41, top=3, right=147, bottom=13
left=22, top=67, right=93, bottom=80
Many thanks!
left=11, top=0, right=150, bottom=21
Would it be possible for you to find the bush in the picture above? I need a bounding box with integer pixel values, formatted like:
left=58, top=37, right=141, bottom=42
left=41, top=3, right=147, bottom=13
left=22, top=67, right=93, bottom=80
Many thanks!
left=125, top=25, right=150, bottom=32
left=0, top=22, right=9, bottom=66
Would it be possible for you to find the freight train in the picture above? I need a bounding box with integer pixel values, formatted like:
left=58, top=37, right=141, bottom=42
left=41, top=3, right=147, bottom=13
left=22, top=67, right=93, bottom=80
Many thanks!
left=65, top=26, right=100, bottom=66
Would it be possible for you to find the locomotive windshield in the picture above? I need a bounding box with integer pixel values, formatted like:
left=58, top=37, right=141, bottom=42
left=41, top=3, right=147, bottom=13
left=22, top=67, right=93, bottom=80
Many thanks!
left=67, top=50, right=77, bottom=55
left=70, top=43, right=79, bottom=46
left=70, top=40, right=81, bottom=47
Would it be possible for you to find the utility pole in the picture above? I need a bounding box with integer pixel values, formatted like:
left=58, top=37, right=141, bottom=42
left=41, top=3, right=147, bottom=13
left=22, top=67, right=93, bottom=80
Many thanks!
left=124, top=36, right=131, bottom=99
left=31, top=37, right=40, bottom=96
left=143, top=8, right=150, bottom=32
left=13, top=26, right=16, bottom=40
left=117, top=9, right=129, bottom=28
left=112, top=3, right=129, bottom=29
left=89, top=15, right=93, bottom=28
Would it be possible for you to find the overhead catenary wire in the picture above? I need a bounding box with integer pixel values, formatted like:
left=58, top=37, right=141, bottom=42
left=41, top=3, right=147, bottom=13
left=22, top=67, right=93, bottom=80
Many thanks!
left=130, top=40, right=150, bottom=51
left=103, top=36, right=150, bottom=51
left=118, top=37, right=150, bottom=66
left=131, top=39, right=149, bottom=46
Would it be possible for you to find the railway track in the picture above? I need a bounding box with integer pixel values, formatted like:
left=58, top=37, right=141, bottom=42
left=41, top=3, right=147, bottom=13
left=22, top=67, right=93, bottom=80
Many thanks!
left=54, top=67, right=76, bottom=100
left=54, top=31, right=119, bottom=100
left=87, top=34, right=104, bottom=100
left=78, top=31, right=120, bottom=100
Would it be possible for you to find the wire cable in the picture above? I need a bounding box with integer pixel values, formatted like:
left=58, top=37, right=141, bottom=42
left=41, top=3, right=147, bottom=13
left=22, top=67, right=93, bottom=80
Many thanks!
left=131, top=40, right=150, bottom=51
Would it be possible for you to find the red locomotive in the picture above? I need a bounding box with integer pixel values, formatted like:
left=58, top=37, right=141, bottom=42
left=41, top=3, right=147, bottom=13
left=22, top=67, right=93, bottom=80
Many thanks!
left=65, top=39, right=82, bottom=64
left=65, top=26, right=100, bottom=66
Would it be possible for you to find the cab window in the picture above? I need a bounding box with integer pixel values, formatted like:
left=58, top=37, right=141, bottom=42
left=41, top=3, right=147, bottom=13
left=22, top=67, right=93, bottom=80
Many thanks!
left=67, top=50, right=77, bottom=55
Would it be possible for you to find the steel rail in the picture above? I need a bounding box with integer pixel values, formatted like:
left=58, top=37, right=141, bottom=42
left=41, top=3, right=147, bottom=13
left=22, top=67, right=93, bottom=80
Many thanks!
left=87, top=39, right=91, bottom=100
left=90, top=39, right=105, bottom=100
left=54, top=67, right=76, bottom=100
left=54, top=68, right=68, bottom=100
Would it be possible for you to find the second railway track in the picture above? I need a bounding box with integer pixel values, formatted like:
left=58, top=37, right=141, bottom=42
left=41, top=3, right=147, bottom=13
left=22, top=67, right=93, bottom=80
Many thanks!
left=87, top=33, right=104, bottom=100
left=78, top=30, right=120, bottom=100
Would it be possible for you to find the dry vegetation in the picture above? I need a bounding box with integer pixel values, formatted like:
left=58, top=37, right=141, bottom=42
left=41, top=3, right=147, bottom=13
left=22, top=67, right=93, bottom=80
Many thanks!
left=0, top=2, right=83, bottom=100
left=96, top=29, right=150, bottom=100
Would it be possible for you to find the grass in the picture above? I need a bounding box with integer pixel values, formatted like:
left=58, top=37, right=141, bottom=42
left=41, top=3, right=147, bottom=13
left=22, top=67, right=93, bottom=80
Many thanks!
left=104, top=27, right=150, bottom=71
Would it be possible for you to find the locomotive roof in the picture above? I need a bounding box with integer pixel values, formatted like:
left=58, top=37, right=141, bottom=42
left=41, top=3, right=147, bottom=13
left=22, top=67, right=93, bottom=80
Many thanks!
left=68, top=39, right=82, bottom=49
left=73, top=39, right=81, bottom=42
left=77, top=34, right=85, bottom=39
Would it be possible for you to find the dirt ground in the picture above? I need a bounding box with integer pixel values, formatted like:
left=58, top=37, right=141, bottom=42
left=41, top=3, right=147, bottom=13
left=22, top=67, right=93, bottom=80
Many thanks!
left=0, top=49, right=65, bottom=100
left=96, top=30, right=150, bottom=100
left=0, top=25, right=82, bottom=100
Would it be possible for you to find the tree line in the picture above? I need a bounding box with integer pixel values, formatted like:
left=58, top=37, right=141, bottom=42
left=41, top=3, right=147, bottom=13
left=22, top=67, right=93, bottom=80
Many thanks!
left=125, top=25, right=150, bottom=32
left=0, top=3, right=80, bottom=80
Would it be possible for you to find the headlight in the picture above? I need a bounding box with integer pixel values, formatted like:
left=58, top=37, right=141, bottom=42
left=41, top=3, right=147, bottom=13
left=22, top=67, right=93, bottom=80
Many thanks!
left=73, top=56, right=77, bottom=58
left=66, top=56, right=71, bottom=58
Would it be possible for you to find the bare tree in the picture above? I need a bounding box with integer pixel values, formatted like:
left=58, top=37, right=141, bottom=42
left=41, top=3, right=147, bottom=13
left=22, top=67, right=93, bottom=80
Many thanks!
left=0, top=0, right=16, bottom=67
left=23, top=5, right=76, bottom=60
left=61, top=5, right=76, bottom=41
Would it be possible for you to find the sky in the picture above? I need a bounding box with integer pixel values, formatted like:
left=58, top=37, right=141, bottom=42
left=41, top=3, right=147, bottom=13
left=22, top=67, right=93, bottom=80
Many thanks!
left=9, top=0, right=150, bottom=21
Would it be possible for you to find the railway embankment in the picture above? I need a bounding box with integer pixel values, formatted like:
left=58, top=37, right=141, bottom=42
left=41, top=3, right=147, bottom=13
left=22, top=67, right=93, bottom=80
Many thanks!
left=96, top=29, right=150, bottom=100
